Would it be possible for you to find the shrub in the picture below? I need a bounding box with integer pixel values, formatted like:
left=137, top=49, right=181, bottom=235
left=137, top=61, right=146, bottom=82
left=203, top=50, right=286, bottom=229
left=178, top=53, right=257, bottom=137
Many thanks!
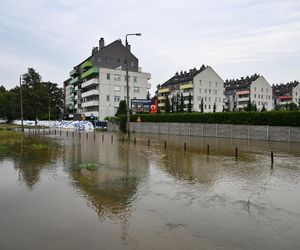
left=118, top=111, right=300, bottom=127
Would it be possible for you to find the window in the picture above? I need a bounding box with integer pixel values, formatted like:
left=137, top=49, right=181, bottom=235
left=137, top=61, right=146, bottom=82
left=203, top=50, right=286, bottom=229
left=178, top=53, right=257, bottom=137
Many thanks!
left=134, top=76, right=137, bottom=83
left=215, top=82, right=218, bottom=87
left=209, top=81, right=211, bottom=87
left=114, top=86, right=121, bottom=92
left=199, top=88, right=202, bottom=93
left=261, top=95, right=263, bottom=99
left=205, top=89, right=207, bottom=94
left=258, top=101, right=260, bottom=105
left=114, top=74, right=121, bottom=81
left=205, top=104, right=207, bottom=109
left=199, top=80, right=202, bottom=85
left=97, top=57, right=101, bottom=62
left=114, top=96, right=120, bottom=102
left=209, top=97, right=211, bottom=101
left=106, top=73, right=110, bottom=80
left=254, top=94, right=256, bottom=98
left=254, top=87, right=256, bottom=91
left=219, top=98, right=221, bottom=102
left=209, top=105, right=211, bottom=110
left=215, top=97, right=217, bottom=102
left=209, top=89, right=211, bottom=94
left=124, top=76, right=130, bottom=82
left=261, top=88, right=263, bottom=92
left=258, top=94, right=260, bottom=99
left=197, top=96, right=201, bottom=101
left=214, top=89, right=217, bottom=95
left=205, top=97, right=207, bottom=101
left=107, top=95, right=110, bottom=101
left=266, top=88, right=268, bottom=93
left=117, top=58, right=121, bottom=64
left=134, top=87, right=139, bottom=93
left=105, top=57, right=108, bottom=63
left=131, top=62, right=134, bottom=67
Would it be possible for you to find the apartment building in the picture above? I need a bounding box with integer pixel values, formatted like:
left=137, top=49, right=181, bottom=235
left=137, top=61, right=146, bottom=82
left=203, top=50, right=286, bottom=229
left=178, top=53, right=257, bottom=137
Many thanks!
left=158, top=65, right=224, bottom=112
left=65, top=38, right=151, bottom=120
left=224, top=74, right=273, bottom=111
left=273, top=81, right=300, bottom=109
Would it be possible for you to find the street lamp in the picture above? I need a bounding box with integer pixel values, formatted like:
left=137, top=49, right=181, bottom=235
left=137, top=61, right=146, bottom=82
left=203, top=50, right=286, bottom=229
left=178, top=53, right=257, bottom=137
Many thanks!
left=125, top=33, right=141, bottom=138
left=19, top=74, right=24, bottom=132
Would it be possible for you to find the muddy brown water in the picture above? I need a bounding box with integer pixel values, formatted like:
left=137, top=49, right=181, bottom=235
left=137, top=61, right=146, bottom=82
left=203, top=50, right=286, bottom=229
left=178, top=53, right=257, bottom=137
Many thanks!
left=0, top=131, right=300, bottom=250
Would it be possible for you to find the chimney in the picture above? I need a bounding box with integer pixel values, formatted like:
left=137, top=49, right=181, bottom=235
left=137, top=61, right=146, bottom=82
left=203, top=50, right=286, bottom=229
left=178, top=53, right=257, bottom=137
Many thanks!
left=92, top=47, right=98, bottom=55
left=99, top=38, right=104, bottom=49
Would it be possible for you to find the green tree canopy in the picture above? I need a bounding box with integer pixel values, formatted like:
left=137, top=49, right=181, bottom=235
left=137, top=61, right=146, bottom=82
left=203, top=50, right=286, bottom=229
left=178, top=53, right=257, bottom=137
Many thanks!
left=115, top=100, right=127, bottom=117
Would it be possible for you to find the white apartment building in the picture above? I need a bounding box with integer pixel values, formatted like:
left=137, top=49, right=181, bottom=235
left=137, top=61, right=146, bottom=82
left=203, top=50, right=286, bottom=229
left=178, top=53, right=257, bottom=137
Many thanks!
left=78, top=68, right=151, bottom=120
left=158, top=65, right=224, bottom=113
left=224, top=75, right=273, bottom=111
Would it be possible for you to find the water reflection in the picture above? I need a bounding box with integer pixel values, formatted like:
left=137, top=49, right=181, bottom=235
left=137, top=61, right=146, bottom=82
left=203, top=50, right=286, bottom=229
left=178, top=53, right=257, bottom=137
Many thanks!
left=0, top=136, right=60, bottom=188
left=1, top=131, right=300, bottom=249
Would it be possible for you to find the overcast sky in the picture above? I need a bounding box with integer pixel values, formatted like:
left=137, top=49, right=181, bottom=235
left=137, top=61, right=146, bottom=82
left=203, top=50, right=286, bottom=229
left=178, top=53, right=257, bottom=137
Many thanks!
left=0, top=0, right=299, bottom=94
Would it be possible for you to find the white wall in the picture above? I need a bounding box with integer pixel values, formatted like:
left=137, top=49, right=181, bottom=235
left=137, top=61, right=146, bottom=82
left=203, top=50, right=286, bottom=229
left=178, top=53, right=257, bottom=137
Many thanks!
left=193, top=66, right=224, bottom=112
left=97, top=68, right=151, bottom=120
left=292, top=83, right=300, bottom=104
left=250, top=76, right=273, bottom=111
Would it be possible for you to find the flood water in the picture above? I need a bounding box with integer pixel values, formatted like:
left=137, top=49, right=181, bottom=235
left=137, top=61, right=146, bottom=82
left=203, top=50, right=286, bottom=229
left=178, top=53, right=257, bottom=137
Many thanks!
left=1, top=130, right=300, bottom=250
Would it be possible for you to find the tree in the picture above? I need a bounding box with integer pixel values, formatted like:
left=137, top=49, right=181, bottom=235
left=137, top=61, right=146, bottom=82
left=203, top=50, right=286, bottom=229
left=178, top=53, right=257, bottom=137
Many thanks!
left=175, top=93, right=180, bottom=112
left=187, top=93, right=192, bottom=112
left=288, top=102, right=298, bottom=111
left=261, top=104, right=266, bottom=112
left=171, top=96, right=175, bottom=113
left=115, top=100, right=127, bottom=116
left=43, top=81, right=64, bottom=120
left=200, top=98, right=204, bottom=113
left=165, top=95, right=170, bottom=113
left=21, top=68, right=51, bottom=126
left=180, top=93, right=184, bottom=112
left=213, top=102, right=216, bottom=113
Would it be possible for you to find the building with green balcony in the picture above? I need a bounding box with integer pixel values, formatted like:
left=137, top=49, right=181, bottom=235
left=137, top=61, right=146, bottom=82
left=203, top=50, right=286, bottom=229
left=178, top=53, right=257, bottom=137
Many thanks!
left=64, top=37, right=151, bottom=120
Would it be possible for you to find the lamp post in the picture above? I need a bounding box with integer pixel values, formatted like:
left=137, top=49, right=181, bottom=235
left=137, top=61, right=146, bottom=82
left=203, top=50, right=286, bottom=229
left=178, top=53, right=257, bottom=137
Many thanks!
left=125, top=33, right=141, bottom=138
left=19, top=75, right=24, bottom=132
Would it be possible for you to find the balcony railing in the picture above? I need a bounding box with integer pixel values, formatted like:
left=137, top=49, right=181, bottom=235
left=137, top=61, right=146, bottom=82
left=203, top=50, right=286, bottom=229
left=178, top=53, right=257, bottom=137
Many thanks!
left=180, top=83, right=193, bottom=90
left=82, top=78, right=100, bottom=88
left=81, top=100, right=99, bottom=108
left=70, top=76, right=80, bottom=85
left=158, top=88, right=170, bottom=94
left=82, top=89, right=99, bottom=98
left=70, top=68, right=79, bottom=77
left=81, top=60, right=93, bottom=69
left=82, top=67, right=99, bottom=79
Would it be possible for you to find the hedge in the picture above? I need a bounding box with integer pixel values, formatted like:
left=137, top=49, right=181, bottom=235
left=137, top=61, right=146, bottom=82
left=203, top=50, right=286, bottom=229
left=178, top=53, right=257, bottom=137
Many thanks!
left=119, top=111, right=300, bottom=127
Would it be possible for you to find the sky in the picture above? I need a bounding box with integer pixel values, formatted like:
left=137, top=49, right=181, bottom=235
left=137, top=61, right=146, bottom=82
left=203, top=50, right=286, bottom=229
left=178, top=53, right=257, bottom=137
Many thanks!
left=0, top=0, right=300, bottom=94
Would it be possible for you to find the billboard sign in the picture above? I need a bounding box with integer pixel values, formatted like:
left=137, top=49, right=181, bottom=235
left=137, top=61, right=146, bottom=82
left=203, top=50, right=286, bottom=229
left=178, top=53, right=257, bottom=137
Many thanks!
left=131, top=99, right=151, bottom=114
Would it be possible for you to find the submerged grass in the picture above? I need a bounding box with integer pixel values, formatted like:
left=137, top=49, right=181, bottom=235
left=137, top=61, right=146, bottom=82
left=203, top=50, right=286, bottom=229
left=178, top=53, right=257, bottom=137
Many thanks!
left=79, top=162, right=100, bottom=171
left=0, top=130, right=24, bottom=145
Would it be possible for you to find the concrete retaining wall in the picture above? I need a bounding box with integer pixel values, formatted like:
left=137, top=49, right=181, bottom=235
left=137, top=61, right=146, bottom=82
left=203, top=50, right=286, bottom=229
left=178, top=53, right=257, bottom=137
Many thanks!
left=129, top=122, right=300, bottom=143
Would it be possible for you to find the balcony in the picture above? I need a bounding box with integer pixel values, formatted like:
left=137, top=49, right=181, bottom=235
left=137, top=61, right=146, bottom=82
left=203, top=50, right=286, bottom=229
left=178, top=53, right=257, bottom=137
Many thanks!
left=158, top=87, right=170, bottom=94
left=82, top=78, right=100, bottom=88
left=82, top=89, right=99, bottom=98
left=70, top=76, right=80, bottom=85
left=81, top=60, right=93, bottom=69
left=183, top=92, right=193, bottom=97
left=237, top=97, right=250, bottom=102
left=82, top=67, right=99, bottom=79
left=180, top=83, right=193, bottom=90
left=158, top=96, right=166, bottom=100
left=81, top=100, right=99, bottom=108
left=70, top=68, right=79, bottom=77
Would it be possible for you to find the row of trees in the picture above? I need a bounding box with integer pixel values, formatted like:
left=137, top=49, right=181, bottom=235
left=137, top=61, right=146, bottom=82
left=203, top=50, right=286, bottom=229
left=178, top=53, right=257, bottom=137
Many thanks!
left=164, top=93, right=194, bottom=113
left=0, top=68, right=63, bottom=124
